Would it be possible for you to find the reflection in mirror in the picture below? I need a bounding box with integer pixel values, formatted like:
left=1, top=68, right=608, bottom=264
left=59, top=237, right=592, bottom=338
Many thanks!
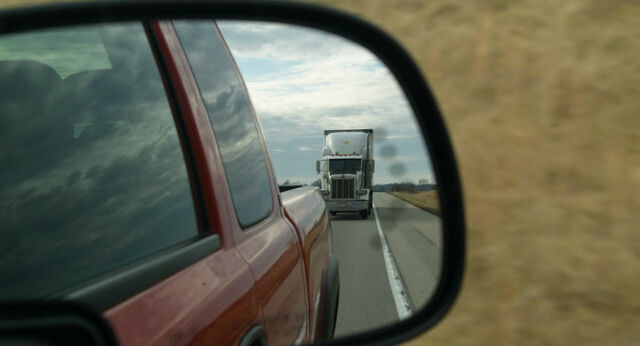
left=0, top=23, right=198, bottom=299
left=219, top=21, right=442, bottom=337
left=0, top=18, right=442, bottom=344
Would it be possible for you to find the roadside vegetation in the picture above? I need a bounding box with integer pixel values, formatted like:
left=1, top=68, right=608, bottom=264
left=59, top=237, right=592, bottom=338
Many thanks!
left=307, top=0, right=640, bottom=344
left=388, top=190, right=440, bottom=216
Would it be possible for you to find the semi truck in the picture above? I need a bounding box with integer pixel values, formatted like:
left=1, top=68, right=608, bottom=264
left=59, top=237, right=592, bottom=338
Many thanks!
left=316, top=129, right=375, bottom=219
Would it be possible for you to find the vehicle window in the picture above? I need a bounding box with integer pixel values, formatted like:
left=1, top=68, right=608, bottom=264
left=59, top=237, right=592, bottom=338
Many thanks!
left=0, top=23, right=198, bottom=300
left=329, top=159, right=362, bottom=174
left=173, top=21, right=273, bottom=228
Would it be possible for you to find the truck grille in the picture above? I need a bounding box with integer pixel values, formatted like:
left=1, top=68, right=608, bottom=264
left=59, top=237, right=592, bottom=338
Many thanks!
left=331, top=178, right=356, bottom=199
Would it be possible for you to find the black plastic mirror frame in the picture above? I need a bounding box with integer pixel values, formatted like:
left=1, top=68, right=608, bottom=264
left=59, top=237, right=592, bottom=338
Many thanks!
left=0, top=301, right=119, bottom=346
left=0, top=1, right=466, bottom=344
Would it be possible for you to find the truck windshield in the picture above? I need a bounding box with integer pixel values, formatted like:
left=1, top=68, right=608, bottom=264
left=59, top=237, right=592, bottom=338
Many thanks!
left=329, top=159, right=361, bottom=174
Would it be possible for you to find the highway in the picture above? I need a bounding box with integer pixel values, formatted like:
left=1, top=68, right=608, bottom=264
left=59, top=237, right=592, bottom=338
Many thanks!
left=331, top=192, right=441, bottom=338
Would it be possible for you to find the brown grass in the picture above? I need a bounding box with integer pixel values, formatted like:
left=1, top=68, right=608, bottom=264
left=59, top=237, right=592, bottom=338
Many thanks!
left=3, top=0, right=639, bottom=344
left=303, top=0, right=640, bottom=345
left=389, top=190, right=441, bottom=216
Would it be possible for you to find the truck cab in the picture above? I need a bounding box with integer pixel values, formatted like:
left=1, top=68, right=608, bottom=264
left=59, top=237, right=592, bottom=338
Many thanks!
left=317, top=130, right=375, bottom=219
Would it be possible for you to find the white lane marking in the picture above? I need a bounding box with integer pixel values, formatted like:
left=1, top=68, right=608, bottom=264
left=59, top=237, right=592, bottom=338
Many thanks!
left=373, top=202, right=412, bottom=319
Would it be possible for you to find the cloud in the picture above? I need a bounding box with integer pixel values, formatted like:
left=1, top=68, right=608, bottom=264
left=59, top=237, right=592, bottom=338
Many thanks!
left=218, top=21, right=433, bottom=184
left=219, top=21, right=413, bottom=132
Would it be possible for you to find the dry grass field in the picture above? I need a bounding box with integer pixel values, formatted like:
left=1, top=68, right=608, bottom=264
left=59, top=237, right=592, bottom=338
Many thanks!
left=390, top=190, right=441, bottom=216
left=304, top=0, right=640, bottom=344
left=2, top=0, right=639, bottom=344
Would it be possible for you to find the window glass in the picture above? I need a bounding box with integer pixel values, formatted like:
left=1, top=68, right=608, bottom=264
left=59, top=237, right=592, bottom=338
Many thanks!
left=0, top=28, right=111, bottom=78
left=173, top=21, right=273, bottom=228
left=329, top=159, right=363, bottom=174
left=0, top=23, right=198, bottom=299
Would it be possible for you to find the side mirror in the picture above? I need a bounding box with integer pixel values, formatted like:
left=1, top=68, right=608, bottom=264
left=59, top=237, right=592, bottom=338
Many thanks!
left=0, top=2, right=465, bottom=345
left=369, top=159, right=375, bottom=173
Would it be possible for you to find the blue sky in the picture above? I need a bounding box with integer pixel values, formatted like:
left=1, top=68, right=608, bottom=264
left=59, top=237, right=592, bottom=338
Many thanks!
left=218, top=21, right=435, bottom=185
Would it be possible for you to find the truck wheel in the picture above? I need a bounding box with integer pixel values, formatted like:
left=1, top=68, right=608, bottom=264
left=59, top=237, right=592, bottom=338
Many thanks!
left=360, top=210, right=368, bottom=219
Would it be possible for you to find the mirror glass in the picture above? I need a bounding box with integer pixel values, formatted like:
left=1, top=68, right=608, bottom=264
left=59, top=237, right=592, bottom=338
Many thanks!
left=218, top=21, right=442, bottom=337
left=0, top=18, right=441, bottom=343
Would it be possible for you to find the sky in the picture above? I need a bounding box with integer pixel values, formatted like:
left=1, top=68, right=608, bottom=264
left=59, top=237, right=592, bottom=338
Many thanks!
left=218, top=21, right=435, bottom=185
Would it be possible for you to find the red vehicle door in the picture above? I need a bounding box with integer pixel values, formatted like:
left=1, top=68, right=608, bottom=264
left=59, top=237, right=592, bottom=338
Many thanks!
left=170, top=20, right=311, bottom=345
left=0, top=20, right=266, bottom=346
left=101, top=22, right=269, bottom=345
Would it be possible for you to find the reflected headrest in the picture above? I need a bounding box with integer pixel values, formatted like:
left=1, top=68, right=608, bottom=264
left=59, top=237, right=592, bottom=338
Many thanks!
left=0, top=60, right=62, bottom=99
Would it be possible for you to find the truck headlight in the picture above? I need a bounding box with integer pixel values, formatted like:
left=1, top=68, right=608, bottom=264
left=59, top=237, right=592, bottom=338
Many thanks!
left=321, top=190, right=329, bottom=195
left=358, top=189, right=368, bottom=195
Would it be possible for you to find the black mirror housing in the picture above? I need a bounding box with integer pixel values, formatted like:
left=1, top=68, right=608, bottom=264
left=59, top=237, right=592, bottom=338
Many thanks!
left=0, top=301, right=119, bottom=346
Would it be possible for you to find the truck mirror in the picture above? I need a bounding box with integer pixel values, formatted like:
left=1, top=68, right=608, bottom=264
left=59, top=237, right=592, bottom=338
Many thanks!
left=370, top=159, right=375, bottom=172
left=316, top=160, right=321, bottom=173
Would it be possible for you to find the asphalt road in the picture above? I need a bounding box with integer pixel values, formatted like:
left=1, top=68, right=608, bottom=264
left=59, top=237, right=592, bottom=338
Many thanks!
left=331, top=192, right=441, bottom=338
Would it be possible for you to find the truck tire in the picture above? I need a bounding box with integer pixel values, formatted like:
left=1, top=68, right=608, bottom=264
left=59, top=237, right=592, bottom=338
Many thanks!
left=360, top=210, right=368, bottom=219
left=368, top=191, right=373, bottom=215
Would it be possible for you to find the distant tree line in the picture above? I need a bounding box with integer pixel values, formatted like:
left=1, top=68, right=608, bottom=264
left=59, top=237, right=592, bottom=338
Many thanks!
left=282, top=179, right=436, bottom=193
left=372, top=181, right=437, bottom=192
